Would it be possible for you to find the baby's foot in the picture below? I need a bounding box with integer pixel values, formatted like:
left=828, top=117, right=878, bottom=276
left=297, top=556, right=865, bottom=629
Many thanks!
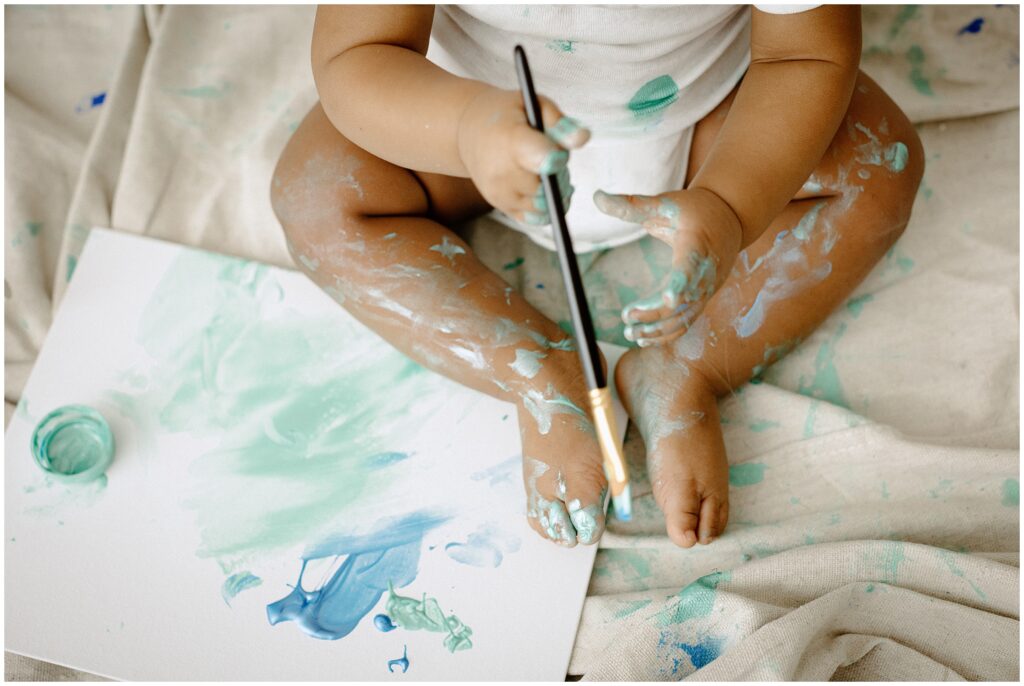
left=614, top=346, right=729, bottom=547
left=515, top=381, right=608, bottom=546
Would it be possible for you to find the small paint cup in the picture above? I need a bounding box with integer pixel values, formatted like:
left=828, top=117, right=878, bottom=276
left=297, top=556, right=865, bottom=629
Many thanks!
left=31, top=405, right=114, bottom=483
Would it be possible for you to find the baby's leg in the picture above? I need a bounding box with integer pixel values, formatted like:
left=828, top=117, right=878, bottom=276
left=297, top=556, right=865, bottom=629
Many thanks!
left=271, top=104, right=608, bottom=546
left=616, top=72, right=924, bottom=547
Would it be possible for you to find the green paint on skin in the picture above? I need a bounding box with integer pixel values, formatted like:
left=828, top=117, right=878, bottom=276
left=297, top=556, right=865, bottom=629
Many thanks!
left=429, top=236, right=465, bottom=263
left=846, top=293, right=874, bottom=318
left=503, top=256, right=525, bottom=271
left=522, top=385, right=588, bottom=434
left=798, top=323, right=848, bottom=407
left=538, top=149, right=568, bottom=176
left=656, top=570, right=730, bottom=626
left=297, top=253, right=319, bottom=272
left=125, top=250, right=441, bottom=561
left=628, top=75, right=680, bottom=120
left=221, top=571, right=262, bottom=606
left=905, top=45, right=934, bottom=96
left=792, top=202, right=826, bottom=241
left=546, top=39, right=576, bottom=53
left=749, top=420, right=780, bottom=433
left=177, top=83, right=231, bottom=99
left=547, top=117, right=584, bottom=148
left=383, top=232, right=397, bottom=240
left=568, top=498, right=602, bottom=544
left=728, top=463, right=766, bottom=487
left=612, top=599, right=652, bottom=620
left=385, top=583, right=473, bottom=652
left=1001, top=479, right=1019, bottom=507
left=508, top=348, right=547, bottom=379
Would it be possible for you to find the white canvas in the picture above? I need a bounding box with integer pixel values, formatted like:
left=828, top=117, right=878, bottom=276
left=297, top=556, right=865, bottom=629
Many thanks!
left=4, top=229, right=628, bottom=681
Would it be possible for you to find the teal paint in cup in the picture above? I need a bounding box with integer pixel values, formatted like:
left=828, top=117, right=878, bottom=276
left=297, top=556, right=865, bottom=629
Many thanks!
left=31, top=405, right=114, bottom=483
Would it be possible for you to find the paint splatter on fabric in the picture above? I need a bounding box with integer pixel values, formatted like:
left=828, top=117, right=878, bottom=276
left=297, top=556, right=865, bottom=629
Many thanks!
left=628, top=75, right=679, bottom=120
left=728, top=463, right=765, bottom=487
left=958, top=18, right=984, bottom=35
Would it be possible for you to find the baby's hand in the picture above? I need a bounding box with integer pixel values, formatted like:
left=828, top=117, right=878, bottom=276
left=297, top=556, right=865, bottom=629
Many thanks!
left=594, top=188, right=742, bottom=346
left=457, top=87, right=589, bottom=226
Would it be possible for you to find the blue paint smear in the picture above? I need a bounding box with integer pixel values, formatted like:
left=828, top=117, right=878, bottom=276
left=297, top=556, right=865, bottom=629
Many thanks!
left=266, top=511, right=448, bottom=640
left=365, top=451, right=410, bottom=469
left=388, top=645, right=410, bottom=673
left=680, top=637, right=723, bottom=669
left=75, top=91, right=107, bottom=113
left=470, top=455, right=519, bottom=487
left=958, top=17, right=984, bottom=34
left=91, top=92, right=107, bottom=107
left=221, top=571, right=262, bottom=606
left=373, top=614, right=397, bottom=632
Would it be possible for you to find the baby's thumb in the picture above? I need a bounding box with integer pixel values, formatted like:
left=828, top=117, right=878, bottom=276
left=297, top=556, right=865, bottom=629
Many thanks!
left=538, top=96, right=590, bottom=149
left=593, top=190, right=664, bottom=226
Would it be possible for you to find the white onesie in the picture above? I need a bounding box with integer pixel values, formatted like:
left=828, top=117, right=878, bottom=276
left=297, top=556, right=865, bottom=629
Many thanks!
left=426, top=4, right=816, bottom=252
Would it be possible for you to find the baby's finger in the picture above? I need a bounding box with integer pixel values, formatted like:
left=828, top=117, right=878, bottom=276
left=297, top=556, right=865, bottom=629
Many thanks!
left=625, top=311, right=692, bottom=345
left=594, top=190, right=680, bottom=239
left=621, top=292, right=684, bottom=326
left=531, top=166, right=574, bottom=212
left=537, top=96, right=591, bottom=149
left=513, top=126, right=568, bottom=176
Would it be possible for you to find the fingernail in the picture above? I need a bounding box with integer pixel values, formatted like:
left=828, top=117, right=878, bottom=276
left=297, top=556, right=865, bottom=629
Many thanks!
left=538, top=149, right=569, bottom=176
left=683, top=530, right=698, bottom=546
left=547, top=116, right=585, bottom=147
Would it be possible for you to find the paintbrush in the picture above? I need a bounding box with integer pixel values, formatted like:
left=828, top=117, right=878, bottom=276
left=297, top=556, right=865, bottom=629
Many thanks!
left=513, top=45, right=631, bottom=522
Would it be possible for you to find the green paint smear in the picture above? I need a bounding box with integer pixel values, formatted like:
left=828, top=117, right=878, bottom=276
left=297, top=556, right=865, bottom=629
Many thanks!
left=1001, top=478, right=1019, bottom=507
left=221, top=571, right=262, bottom=606
left=798, top=323, right=848, bottom=408
left=612, top=598, right=652, bottom=619
left=177, top=83, right=231, bottom=99
left=385, top=583, right=473, bottom=652
left=66, top=255, right=78, bottom=282
left=627, top=75, right=679, bottom=119
left=936, top=549, right=987, bottom=601
left=126, top=250, right=439, bottom=564
left=602, top=549, right=653, bottom=581
left=546, top=39, right=576, bottom=53
left=846, top=293, right=874, bottom=318
left=656, top=570, right=730, bottom=626
left=729, top=463, right=766, bottom=487
left=906, top=45, right=934, bottom=96
left=748, top=420, right=780, bottom=433
left=879, top=541, right=905, bottom=584
left=25, top=221, right=42, bottom=236
left=888, top=5, right=918, bottom=40
left=503, top=256, right=525, bottom=271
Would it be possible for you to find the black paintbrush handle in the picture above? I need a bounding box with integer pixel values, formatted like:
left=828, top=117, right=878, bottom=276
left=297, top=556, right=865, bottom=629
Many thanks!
left=513, top=45, right=605, bottom=391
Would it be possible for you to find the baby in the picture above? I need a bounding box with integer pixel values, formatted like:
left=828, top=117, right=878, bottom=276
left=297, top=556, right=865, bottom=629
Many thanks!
left=271, top=5, right=922, bottom=549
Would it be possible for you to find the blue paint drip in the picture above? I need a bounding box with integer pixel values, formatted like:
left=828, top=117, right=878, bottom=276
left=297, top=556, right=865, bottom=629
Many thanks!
left=373, top=614, right=397, bottom=632
left=365, top=451, right=410, bottom=468
left=266, top=511, right=448, bottom=640
left=387, top=645, right=410, bottom=673
left=958, top=18, right=984, bottom=34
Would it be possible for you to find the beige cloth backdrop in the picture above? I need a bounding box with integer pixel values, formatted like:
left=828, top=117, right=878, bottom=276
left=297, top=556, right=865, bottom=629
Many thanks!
left=5, top=4, right=1019, bottom=681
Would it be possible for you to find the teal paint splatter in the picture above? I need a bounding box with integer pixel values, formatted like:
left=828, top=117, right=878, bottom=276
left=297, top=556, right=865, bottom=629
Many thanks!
left=429, top=236, right=465, bottom=263
left=798, top=323, right=848, bottom=407
left=26, top=221, right=42, bottom=236
left=791, top=201, right=826, bottom=241
left=221, top=571, right=262, bottom=606
left=545, top=39, right=576, bottom=53
left=846, top=293, right=874, bottom=317
left=602, top=549, right=652, bottom=582
left=728, top=463, right=765, bottom=487
left=865, top=583, right=875, bottom=592
left=627, top=75, right=679, bottom=120
left=748, top=420, right=780, bottom=433
left=803, top=400, right=820, bottom=438
left=656, top=570, right=730, bottom=625
left=1001, top=479, right=1019, bottom=507
left=905, top=45, right=934, bottom=96
left=885, top=142, right=909, bottom=172
left=878, top=541, right=905, bottom=584
left=937, top=549, right=987, bottom=600
left=66, top=255, right=78, bottom=282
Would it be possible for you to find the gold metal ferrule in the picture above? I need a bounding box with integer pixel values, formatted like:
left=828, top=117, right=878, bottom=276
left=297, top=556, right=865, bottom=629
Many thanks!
left=588, top=386, right=629, bottom=497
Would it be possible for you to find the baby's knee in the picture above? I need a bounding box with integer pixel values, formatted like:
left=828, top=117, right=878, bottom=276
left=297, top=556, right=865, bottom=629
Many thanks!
left=269, top=146, right=364, bottom=248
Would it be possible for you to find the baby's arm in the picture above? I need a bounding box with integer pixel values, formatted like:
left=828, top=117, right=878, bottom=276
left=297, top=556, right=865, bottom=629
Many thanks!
left=690, top=5, right=862, bottom=247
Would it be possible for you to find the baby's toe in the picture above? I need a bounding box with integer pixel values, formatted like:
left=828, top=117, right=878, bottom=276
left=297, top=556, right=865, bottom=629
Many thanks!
left=697, top=493, right=728, bottom=544
left=657, top=476, right=702, bottom=548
